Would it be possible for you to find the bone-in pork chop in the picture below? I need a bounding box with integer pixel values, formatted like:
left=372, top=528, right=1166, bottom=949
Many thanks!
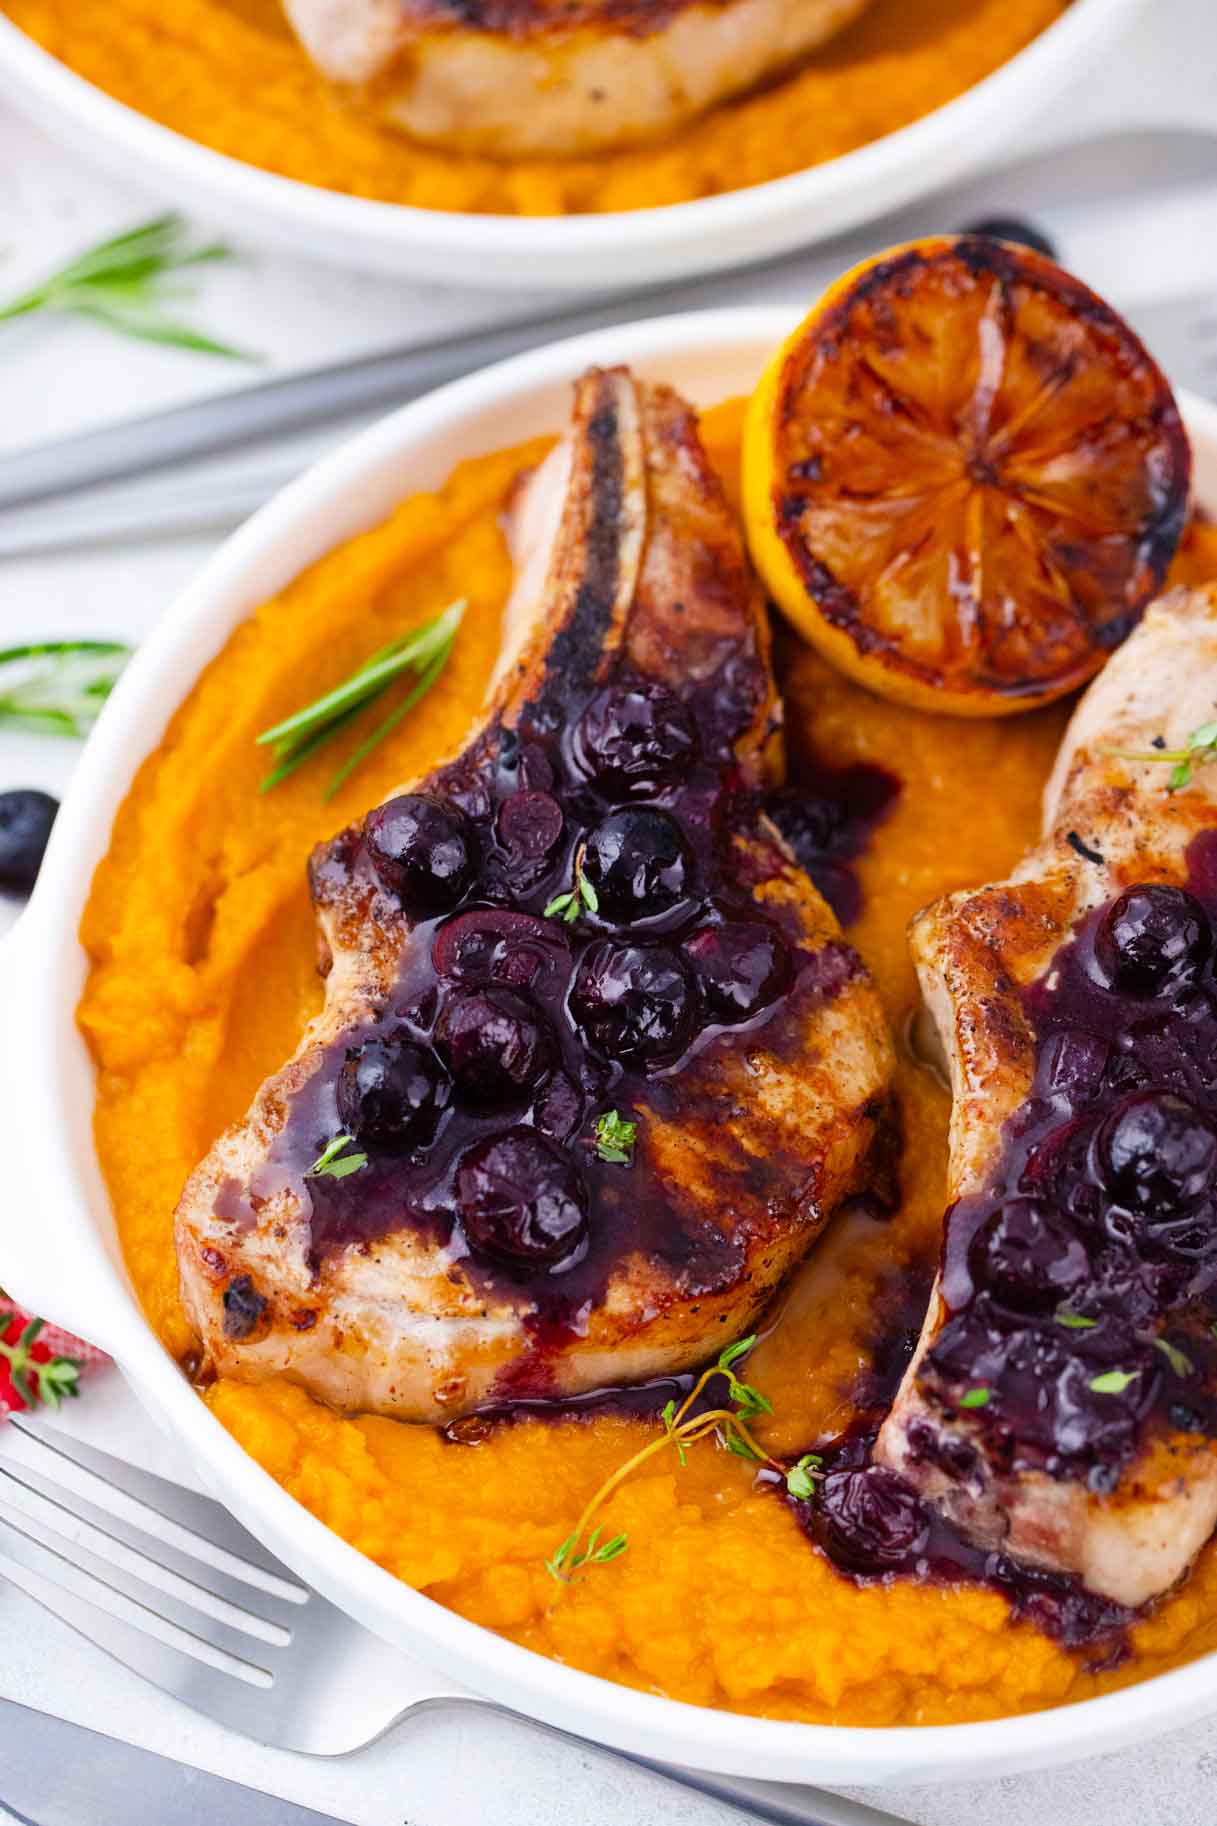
left=876, top=585, right=1217, bottom=1609
left=176, top=366, right=893, bottom=1422
left=279, top=0, right=872, bottom=157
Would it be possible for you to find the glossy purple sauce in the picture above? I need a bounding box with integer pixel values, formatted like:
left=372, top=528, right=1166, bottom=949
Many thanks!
left=925, top=829, right=1217, bottom=1483
left=785, top=833, right=1217, bottom=1654
left=231, top=649, right=872, bottom=1390
left=767, top=752, right=899, bottom=926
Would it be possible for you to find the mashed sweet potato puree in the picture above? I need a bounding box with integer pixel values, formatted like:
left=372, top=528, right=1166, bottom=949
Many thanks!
left=78, top=406, right=1217, bottom=1727
left=4, top=0, right=1068, bottom=217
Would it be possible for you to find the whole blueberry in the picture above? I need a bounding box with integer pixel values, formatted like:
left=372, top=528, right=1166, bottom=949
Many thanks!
left=974, top=1199, right=1089, bottom=1311
left=435, top=985, right=551, bottom=1100
left=496, top=790, right=563, bottom=863
left=574, top=682, right=697, bottom=798
left=1094, top=884, right=1210, bottom=996
left=684, top=916, right=790, bottom=1023
left=581, top=808, right=691, bottom=923
left=1098, top=1091, right=1217, bottom=1216
left=961, top=217, right=1059, bottom=260
left=337, top=1037, right=447, bottom=1152
left=815, top=1467, right=928, bottom=1575
left=0, top=789, right=58, bottom=896
left=570, top=941, right=696, bottom=1065
left=366, top=794, right=475, bottom=913
left=457, top=1127, right=588, bottom=1268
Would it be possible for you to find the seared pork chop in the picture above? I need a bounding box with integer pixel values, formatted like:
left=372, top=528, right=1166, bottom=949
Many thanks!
left=877, top=585, right=1217, bottom=1609
left=279, top=0, right=872, bottom=157
left=176, top=366, right=893, bottom=1423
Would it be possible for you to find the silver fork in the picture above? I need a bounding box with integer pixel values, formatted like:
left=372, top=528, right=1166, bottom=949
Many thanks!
left=0, top=1415, right=908, bottom=1826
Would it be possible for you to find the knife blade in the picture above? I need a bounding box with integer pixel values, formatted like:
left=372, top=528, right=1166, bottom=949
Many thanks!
left=0, top=1698, right=353, bottom=1826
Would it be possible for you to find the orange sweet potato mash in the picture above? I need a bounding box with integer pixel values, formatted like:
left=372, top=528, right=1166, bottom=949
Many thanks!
left=4, top=0, right=1068, bottom=217
left=78, top=407, right=1217, bottom=1727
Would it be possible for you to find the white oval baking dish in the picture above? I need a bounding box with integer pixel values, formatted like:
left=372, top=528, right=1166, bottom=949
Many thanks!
left=5, top=306, right=1217, bottom=1784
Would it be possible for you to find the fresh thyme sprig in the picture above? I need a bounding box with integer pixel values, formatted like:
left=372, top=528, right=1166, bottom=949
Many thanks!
left=1109, top=719, right=1217, bottom=793
left=305, top=1134, right=368, bottom=1180
left=593, top=1109, right=636, bottom=1164
left=256, top=600, right=465, bottom=798
left=543, top=847, right=598, bottom=924
left=0, top=214, right=251, bottom=359
left=544, top=1527, right=628, bottom=1582
left=545, top=1335, right=785, bottom=1586
left=0, top=640, right=132, bottom=737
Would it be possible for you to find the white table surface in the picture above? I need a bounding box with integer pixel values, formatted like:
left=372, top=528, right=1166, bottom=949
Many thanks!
left=3, top=4, right=1217, bottom=1821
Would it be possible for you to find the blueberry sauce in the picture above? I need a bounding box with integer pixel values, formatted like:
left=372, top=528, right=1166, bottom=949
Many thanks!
left=767, top=750, right=899, bottom=926
left=925, top=833, right=1217, bottom=1484
left=783, top=834, right=1217, bottom=1656
left=220, top=648, right=870, bottom=1386
left=782, top=1421, right=1135, bottom=1657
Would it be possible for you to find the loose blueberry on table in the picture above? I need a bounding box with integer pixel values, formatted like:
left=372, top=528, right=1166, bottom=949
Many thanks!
left=0, top=788, right=59, bottom=896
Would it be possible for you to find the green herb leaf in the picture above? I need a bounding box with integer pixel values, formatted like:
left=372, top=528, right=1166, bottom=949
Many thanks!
left=257, top=601, right=465, bottom=796
left=305, top=1134, right=368, bottom=1180
left=785, top=1453, right=823, bottom=1501
left=722, top=1428, right=765, bottom=1462
left=544, top=1527, right=628, bottom=1582
left=545, top=848, right=598, bottom=926
left=0, top=215, right=253, bottom=360
left=718, top=1336, right=757, bottom=1371
left=1109, top=718, right=1217, bottom=794
left=1154, top=1338, right=1194, bottom=1378
left=958, top=1386, right=991, bottom=1409
left=594, top=1109, right=637, bottom=1164
left=660, top=1397, right=688, bottom=1464
left=0, top=640, right=132, bottom=740
left=1056, top=1309, right=1097, bottom=1330
left=544, top=1533, right=577, bottom=1581
left=1089, top=1368, right=1140, bottom=1395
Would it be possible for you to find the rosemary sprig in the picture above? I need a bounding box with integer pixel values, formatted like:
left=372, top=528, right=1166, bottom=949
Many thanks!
left=0, top=214, right=252, bottom=359
left=256, top=600, right=465, bottom=798
left=0, top=640, right=131, bottom=737
left=1109, top=719, right=1217, bottom=793
left=305, top=1134, right=368, bottom=1180
left=545, top=1335, right=782, bottom=1586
